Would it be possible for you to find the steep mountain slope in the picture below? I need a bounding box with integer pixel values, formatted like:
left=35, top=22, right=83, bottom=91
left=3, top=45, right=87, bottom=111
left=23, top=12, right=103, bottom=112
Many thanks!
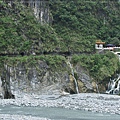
left=0, top=0, right=120, bottom=98
left=0, top=0, right=59, bottom=55
left=0, top=0, right=120, bottom=54
left=50, top=0, right=120, bottom=51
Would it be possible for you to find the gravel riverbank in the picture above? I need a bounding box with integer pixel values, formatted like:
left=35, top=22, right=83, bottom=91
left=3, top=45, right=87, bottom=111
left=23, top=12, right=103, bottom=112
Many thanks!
left=0, top=92, right=120, bottom=119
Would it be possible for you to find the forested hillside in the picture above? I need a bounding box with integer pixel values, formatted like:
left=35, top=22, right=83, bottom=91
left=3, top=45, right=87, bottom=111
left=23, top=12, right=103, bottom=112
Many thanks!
left=0, top=0, right=60, bottom=55
left=0, top=0, right=120, bottom=54
left=0, top=0, right=120, bottom=95
left=49, top=0, right=120, bottom=52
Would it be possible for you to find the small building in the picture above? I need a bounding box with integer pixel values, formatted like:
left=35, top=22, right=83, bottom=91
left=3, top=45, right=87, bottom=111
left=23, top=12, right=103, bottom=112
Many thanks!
left=95, top=40, right=105, bottom=49
left=106, top=44, right=115, bottom=47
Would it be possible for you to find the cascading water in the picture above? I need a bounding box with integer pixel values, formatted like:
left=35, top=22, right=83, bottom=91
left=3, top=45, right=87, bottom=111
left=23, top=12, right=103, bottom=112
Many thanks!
left=113, top=80, right=120, bottom=94
left=67, top=58, right=79, bottom=94
left=31, top=70, right=38, bottom=90
left=106, top=75, right=120, bottom=94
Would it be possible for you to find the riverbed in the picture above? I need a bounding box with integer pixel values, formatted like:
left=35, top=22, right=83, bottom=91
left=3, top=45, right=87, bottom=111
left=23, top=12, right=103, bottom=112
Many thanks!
left=0, top=92, right=120, bottom=120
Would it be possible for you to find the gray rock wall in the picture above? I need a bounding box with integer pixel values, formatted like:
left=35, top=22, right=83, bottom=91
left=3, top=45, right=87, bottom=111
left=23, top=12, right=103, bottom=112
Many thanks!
left=9, top=61, right=70, bottom=94
left=21, top=0, right=52, bottom=24
left=8, top=60, right=94, bottom=95
left=0, top=59, right=97, bottom=98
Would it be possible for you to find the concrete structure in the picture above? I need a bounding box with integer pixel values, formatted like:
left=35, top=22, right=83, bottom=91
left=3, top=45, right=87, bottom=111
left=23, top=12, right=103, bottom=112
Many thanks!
left=95, top=40, right=120, bottom=52
left=95, top=40, right=105, bottom=49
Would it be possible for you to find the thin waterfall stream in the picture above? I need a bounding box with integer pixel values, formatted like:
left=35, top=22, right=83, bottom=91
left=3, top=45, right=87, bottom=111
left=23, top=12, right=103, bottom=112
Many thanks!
left=106, top=74, right=120, bottom=94
left=67, top=58, right=79, bottom=94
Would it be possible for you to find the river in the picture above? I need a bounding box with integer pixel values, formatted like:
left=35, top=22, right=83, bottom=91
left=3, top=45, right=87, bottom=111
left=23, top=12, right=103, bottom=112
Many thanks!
left=0, top=105, right=120, bottom=120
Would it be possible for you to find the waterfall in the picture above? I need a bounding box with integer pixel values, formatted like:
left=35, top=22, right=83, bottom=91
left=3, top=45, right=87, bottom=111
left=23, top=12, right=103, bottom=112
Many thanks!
left=113, top=80, right=120, bottom=94
left=67, top=58, right=79, bottom=94
left=31, top=70, right=37, bottom=89
left=106, top=75, right=120, bottom=94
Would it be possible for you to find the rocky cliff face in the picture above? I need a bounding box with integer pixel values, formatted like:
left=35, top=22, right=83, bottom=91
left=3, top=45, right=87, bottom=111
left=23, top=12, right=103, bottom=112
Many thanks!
left=4, top=0, right=51, bottom=23
left=0, top=56, right=97, bottom=98
left=10, top=60, right=69, bottom=94
left=21, top=0, right=52, bottom=24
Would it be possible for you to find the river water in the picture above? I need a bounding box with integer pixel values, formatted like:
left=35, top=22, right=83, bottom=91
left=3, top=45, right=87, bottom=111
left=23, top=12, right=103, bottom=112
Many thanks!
left=0, top=105, right=120, bottom=120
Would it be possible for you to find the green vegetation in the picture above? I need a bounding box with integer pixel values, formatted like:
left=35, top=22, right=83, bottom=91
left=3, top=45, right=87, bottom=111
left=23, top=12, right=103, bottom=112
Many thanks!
left=49, top=0, right=120, bottom=81
left=49, top=0, right=120, bottom=50
left=0, top=0, right=120, bottom=82
left=0, top=0, right=59, bottom=54
left=72, top=52, right=120, bottom=82
left=1, top=0, right=119, bottom=55
left=1, top=55, right=66, bottom=71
